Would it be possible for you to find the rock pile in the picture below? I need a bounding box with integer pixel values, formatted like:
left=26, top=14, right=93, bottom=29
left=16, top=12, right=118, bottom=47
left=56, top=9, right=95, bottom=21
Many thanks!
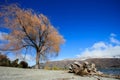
left=69, top=61, right=103, bottom=76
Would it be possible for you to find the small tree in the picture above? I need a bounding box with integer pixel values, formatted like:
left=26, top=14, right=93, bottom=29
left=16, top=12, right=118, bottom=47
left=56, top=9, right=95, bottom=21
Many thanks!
left=0, top=53, right=11, bottom=67
left=0, top=4, right=64, bottom=69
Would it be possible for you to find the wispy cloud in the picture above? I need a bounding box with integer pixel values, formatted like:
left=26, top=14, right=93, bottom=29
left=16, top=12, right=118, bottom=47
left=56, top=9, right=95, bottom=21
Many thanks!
left=0, top=31, right=8, bottom=46
left=21, top=54, right=35, bottom=61
left=110, top=33, right=120, bottom=45
left=77, top=33, right=120, bottom=59
left=0, top=31, right=8, bottom=40
left=110, top=33, right=116, bottom=37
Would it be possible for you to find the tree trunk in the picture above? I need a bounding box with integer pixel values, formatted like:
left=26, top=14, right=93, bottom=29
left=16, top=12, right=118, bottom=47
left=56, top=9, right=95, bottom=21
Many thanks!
left=35, top=52, right=40, bottom=69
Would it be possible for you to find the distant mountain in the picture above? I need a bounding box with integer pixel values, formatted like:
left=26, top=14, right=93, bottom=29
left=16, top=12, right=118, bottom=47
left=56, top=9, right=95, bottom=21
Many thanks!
left=85, top=58, right=120, bottom=68
left=43, top=58, right=120, bottom=69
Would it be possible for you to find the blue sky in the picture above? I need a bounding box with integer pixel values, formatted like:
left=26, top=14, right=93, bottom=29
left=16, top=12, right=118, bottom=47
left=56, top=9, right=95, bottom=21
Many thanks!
left=0, top=0, right=120, bottom=66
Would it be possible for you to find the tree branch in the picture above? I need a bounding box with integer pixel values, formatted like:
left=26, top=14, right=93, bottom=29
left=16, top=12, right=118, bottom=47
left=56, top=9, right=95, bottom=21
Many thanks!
left=17, top=16, right=38, bottom=49
left=0, top=45, right=31, bottom=51
left=38, top=28, right=48, bottom=54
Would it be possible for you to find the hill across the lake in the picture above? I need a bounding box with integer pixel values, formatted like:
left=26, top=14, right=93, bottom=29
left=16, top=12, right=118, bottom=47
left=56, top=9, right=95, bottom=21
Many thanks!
left=43, top=58, right=120, bottom=69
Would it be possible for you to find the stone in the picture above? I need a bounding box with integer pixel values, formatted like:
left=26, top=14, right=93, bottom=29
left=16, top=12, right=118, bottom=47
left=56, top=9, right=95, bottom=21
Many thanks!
left=68, top=61, right=103, bottom=76
left=83, top=61, right=89, bottom=69
left=74, top=62, right=81, bottom=67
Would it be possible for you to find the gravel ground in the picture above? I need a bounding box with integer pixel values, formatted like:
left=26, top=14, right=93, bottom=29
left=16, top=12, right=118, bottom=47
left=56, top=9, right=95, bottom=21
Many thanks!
left=0, top=67, right=119, bottom=80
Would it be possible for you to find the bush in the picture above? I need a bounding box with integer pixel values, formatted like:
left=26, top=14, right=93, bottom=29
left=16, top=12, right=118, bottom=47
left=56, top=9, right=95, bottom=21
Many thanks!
left=0, top=53, right=29, bottom=68
left=0, top=53, right=11, bottom=67
left=19, top=61, right=28, bottom=68
left=11, top=59, right=19, bottom=67
left=44, top=66, right=52, bottom=70
left=52, top=66, right=58, bottom=70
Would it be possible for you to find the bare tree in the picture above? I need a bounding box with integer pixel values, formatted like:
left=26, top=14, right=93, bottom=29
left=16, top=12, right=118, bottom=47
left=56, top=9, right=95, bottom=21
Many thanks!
left=0, top=4, right=64, bottom=69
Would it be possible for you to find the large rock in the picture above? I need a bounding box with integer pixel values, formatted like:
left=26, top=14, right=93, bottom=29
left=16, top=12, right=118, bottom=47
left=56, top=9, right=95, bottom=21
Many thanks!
left=68, top=61, right=103, bottom=76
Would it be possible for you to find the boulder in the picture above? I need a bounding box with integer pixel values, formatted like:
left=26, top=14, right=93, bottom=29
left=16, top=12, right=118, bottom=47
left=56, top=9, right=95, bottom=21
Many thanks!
left=68, top=61, right=103, bottom=76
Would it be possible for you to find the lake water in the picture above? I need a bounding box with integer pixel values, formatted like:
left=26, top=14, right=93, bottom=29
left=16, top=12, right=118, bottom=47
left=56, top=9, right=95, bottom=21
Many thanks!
left=98, top=68, right=120, bottom=76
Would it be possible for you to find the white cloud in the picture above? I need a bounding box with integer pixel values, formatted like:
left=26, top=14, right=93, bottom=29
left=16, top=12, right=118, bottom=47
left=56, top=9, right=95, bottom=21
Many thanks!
left=77, top=33, right=120, bottom=59
left=0, top=32, right=9, bottom=46
left=110, top=37, right=120, bottom=45
left=21, top=54, right=35, bottom=61
left=0, top=31, right=8, bottom=40
left=110, top=33, right=116, bottom=37
left=92, top=41, right=108, bottom=49
left=110, top=33, right=120, bottom=45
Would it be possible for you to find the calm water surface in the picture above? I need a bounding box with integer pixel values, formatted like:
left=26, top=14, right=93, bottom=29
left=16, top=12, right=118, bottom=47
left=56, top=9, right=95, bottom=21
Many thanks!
left=98, top=68, right=120, bottom=75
